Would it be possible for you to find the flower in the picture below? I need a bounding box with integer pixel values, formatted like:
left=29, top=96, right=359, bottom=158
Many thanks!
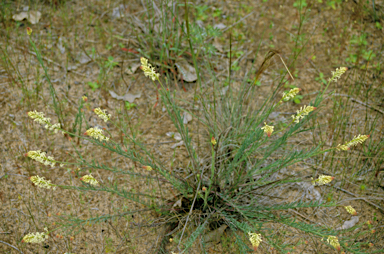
left=312, top=175, right=334, bottom=186
left=22, top=227, right=49, bottom=243
left=82, top=96, right=87, bottom=102
left=140, top=57, right=160, bottom=81
left=327, top=236, right=341, bottom=251
left=329, top=67, right=348, bottom=82
left=143, top=166, right=153, bottom=171
left=94, top=108, right=111, bottom=122
left=282, top=88, right=301, bottom=102
left=344, top=205, right=357, bottom=215
left=248, top=232, right=262, bottom=250
left=28, top=111, right=64, bottom=134
left=30, top=175, right=57, bottom=190
left=80, top=174, right=99, bottom=186
left=261, top=122, right=274, bottom=137
left=85, top=127, right=109, bottom=141
left=291, top=105, right=316, bottom=123
left=27, top=27, right=32, bottom=35
left=26, top=150, right=56, bottom=167
left=336, top=134, right=369, bottom=151
left=211, top=137, right=217, bottom=146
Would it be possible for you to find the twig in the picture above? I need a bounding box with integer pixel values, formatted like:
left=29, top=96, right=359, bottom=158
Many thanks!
left=334, top=186, right=384, bottom=213
left=0, top=240, right=24, bottom=253
left=331, top=93, right=384, bottom=114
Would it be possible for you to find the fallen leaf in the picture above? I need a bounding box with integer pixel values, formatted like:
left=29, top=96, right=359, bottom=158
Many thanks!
left=109, top=90, right=141, bottom=103
left=337, top=216, right=359, bottom=230
left=171, top=141, right=184, bottom=149
left=213, top=23, right=226, bottom=29
left=166, top=132, right=182, bottom=141
left=125, top=62, right=141, bottom=75
left=175, top=58, right=197, bottom=82
left=213, top=38, right=224, bottom=53
left=182, top=112, right=192, bottom=124
left=12, top=11, right=41, bottom=24
left=204, top=224, right=228, bottom=243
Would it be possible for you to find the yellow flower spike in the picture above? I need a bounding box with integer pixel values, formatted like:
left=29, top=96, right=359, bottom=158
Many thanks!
left=261, top=122, right=274, bottom=137
left=80, top=174, right=99, bottom=186
left=336, top=134, right=369, bottom=151
left=312, top=175, right=334, bottom=186
left=28, top=111, right=64, bottom=135
left=143, top=166, right=153, bottom=171
left=291, top=105, right=316, bottom=123
left=329, top=67, right=348, bottom=83
left=344, top=205, right=357, bottom=216
left=211, top=137, right=217, bottom=146
left=84, top=127, right=109, bottom=142
left=27, top=27, right=32, bottom=35
left=82, top=96, right=88, bottom=102
left=93, top=107, right=111, bottom=122
left=30, top=175, right=57, bottom=190
left=26, top=150, right=56, bottom=167
left=327, top=236, right=341, bottom=251
left=282, top=88, right=301, bottom=102
left=140, top=57, right=160, bottom=81
left=248, top=232, right=262, bottom=251
left=22, top=227, right=49, bottom=243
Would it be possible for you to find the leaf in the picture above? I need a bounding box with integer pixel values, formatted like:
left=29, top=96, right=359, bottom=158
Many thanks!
left=166, top=132, right=182, bottom=141
left=109, top=90, right=141, bottom=103
left=125, top=62, right=141, bottom=75
left=213, top=23, right=226, bottom=29
left=12, top=11, right=41, bottom=24
left=204, top=224, right=227, bottom=243
left=336, top=216, right=359, bottom=230
left=182, top=112, right=192, bottom=124
left=175, top=58, right=197, bottom=82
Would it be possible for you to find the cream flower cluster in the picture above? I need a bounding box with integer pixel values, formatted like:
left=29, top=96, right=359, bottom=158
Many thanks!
left=94, top=108, right=111, bottom=122
left=143, top=166, right=153, bottom=171
left=328, top=67, right=348, bottom=82
left=28, top=110, right=64, bottom=135
left=248, top=232, right=262, bottom=250
left=22, top=227, right=49, bottom=243
left=30, top=175, right=57, bottom=190
left=261, top=122, right=274, bottom=137
left=27, top=150, right=56, bottom=167
left=282, top=88, right=301, bottom=102
left=85, top=127, right=109, bottom=141
left=312, top=175, right=334, bottom=186
left=327, top=235, right=341, bottom=251
left=336, top=134, right=369, bottom=151
left=80, top=174, right=99, bottom=186
left=140, top=57, right=160, bottom=81
left=345, top=205, right=357, bottom=215
left=292, top=105, right=316, bottom=123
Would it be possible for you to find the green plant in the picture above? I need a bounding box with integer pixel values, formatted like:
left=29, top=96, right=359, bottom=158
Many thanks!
left=124, top=101, right=136, bottom=110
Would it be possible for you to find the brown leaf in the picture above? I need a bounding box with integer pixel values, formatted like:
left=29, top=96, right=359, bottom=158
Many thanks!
left=109, top=90, right=141, bottom=103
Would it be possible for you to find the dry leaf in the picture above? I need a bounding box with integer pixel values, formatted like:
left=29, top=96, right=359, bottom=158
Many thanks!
left=109, top=90, right=141, bottom=103
left=213, top=23, right=226, bottom=29
left=337, top=216, right=359, bottom=230
left=182, top=112, right=192, bottom=124
left=213, top=38, right=224, bottom=53
left=12, top=11, right=41, bottom=24
left=171, top=141, right=184, bottom=149
left=175, top=58, right=197, bottom=82
left=125, top=62, right=141, bottom=75
left=166, top=132, right=182, bottom=141
left=204, top=224, right=228, bottom=243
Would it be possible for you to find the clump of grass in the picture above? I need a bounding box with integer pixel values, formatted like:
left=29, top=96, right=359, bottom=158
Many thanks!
left=5, top=2, right=382, bottom=253
left=21, top=23, right=372, bottom=252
